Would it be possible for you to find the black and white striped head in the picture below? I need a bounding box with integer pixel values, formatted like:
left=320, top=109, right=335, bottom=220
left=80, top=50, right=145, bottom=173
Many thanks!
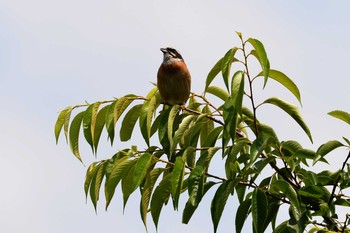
left=160, top=47, right=184, bottom=63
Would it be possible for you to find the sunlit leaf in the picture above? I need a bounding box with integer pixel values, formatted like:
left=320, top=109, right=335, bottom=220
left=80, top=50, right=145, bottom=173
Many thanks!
left=84, top=161, right=99, bottom=199
left=171, top=115, right=196, bottom=153
left=188, top=165, right=204, bottom=206
left=133, top=153, right=154, bottom=189
left=262, top=97, right=312, bottom=143
left=105, top=99, right=118, bottom=144
left=205, top=58, right=223, bottom=92
left=69, top=111, right=85, bottom=162
left=54, top=106, right=73, bottom=144
left=221, top=47, right=239, bottom=91
left=121, top=163, right=136, bottom=209
left=247, top=38, right=270, bottom=86
left=314, top=140, right=344, bottom=164
left=206, top=85, right=230, bottom=101
left=328, top=110, right=350, bottom=125
left=83, top=102, right=101, bottom=151
left=200, top=106, right=214, bottom=147
left=120, top=104, right=143, bottom=141
left=231, top=70, right=245, bottom=115
left=90, top=161, right=106, bottom=212
left=258, top=69, right=301, bottom=104
left=271, top=180, right=300, bottom=213
left=168, top=105, right=181, bottom=156
left=93, top=105, right=109, bottom=153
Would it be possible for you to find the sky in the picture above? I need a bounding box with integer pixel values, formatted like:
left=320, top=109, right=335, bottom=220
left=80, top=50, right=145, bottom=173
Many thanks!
left=1, top=1, right=350, bottom=233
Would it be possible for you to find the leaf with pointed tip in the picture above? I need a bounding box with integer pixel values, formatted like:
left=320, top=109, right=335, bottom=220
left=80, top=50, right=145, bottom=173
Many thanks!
left=133, top=153, right=154, bottom=189
left=235, top=198, right=251, bottom=233
left=105, top=99, right=118, bottom=144
left=104, top=156, right=137, bottom=209
left=211, top=180, right=236, bottom=233
left=55, top=106, right=73, bottom=144
left=271, top=180, right=300, bottom=213
left=83, top=102, right=101, bottom=151
left=69, top=111, right=85, bottom=163
left=247, top=38, right=270, bottom=86
left=231, top=70, right=245, bottom=115
left=93, top=105, right=109, bottom=153
left=84, top=162, right=99, bottom=199
left=252, top=188, right=268, bottom=233
left=262, top=97, right=312, bottom=143
left=90, top=161, right=107, bottom=212
left=314, top=140, right=344, bottom=165
left=200, top=106, right=214, bottom=147
left=171, top=157, right=185, bottom=210
left=120, top=104, right=143, bottom=141
left=188, top=165, right=205, bottom=206
left=206, top=86, right=230, bottom=101
left=221, top=47, right=239, bottom=91
left=140, top=168, right=164, bottom=228
left=171, top=115, right=196, bottom=153
left=139, top=95, right=159, bottom=146
left=167, top=105, right=181, bottom=155
left=258, top=69, right=301, bottom=104
left=205, top=58, right=223, bottom=92
left=328, top=110, right=350, bottom=125
left=121, top=162, right=136, bottom=210
left=150, top=172, right=172, bottom=229
left=114, top=95, right=137, bottom=124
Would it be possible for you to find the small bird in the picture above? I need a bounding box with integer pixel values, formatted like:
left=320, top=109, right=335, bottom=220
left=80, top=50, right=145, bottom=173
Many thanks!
left=157, top=47, right=191, bottom=106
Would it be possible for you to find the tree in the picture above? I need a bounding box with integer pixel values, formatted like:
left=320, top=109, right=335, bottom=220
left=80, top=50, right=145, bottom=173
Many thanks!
left=55, top=32, right=350, bottom=233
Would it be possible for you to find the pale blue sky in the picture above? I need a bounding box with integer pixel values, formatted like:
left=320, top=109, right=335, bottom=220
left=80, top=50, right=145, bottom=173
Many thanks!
left=1, top=1, right=350, bottom=233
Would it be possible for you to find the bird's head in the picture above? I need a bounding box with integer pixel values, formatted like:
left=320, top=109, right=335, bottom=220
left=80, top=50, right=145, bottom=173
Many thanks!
left=160, top=47, right=184, bottom=63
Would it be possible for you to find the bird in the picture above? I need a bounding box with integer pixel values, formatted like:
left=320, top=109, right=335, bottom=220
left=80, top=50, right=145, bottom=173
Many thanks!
left=157, top=47, right=191, bottom=106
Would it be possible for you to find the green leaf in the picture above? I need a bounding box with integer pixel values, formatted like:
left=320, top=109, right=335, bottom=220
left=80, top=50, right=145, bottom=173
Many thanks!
left=252, top=189, right=268, bottom=233
left=205, top=57, right=223, bottom=92
left=235, top=199, right=251, bottom=233
left=133, top=153, right=154, bottom=189
left=314, top=140, right=344, bottom=164
left=120, top=104, right=143, bottom=141
left=293, top=149, right=316, bottom=160
left=206, top=86, right=230, bottom=101
left=221, top=47, right=239, bottom=91
left=83, top=102, right=101, bottom=151
left=271, top=180, right=300, bottom=213
left=104, top=156, right=137, bottom=209
left=171, top=157, right=185, bottom=210
left=328, top=110, right=350, bottom=125
left=84, top=162, right=99, bottom=199
left=202, top=126, right=223, bottom=147
left=172, top=115, right=196, bottom=153
left=200, top=106, right=214, bottom=147
left=69, top=111, right=85, bottom=162
left=54, top=106, right=73, bottom=144
left=139, top=96, right=158, bottom=146
left=231, top=70, right=245, bottom=115
left=121, top=162, right=136, bottom=210
left=188, top=165, right=205, bottom=206
left=211, top=180, right=236, bottom=233
left=140, top=168, right=164, bottom=228
left=105, top=99, right=118, bottom=144
left=262, top=97, right=312, bottom=143
left=93, top=105, right=109, bottom=153
left=150, top=172, right=172, bottom=229
left=247, top=38, right=270, bottom=86
left=168, top=105, right=181, bottom=156
left=258, top=69, right=301, bottom=104
left=89, top=161, right=106, bottom=212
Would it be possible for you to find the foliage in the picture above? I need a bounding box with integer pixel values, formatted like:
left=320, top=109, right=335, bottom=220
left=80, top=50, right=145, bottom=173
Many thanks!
left=55, top=32, right=350, bottom=233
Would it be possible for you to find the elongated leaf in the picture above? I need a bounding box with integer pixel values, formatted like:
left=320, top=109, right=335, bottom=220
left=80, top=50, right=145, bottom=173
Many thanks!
left=258, top=69, right=301, bottom=104
left=235, top=199, right=251, bottom=233
left=200, top=106, right=214, bottom=146
left=183, top=181, right=216, bottom=224
left=84, top=161, right=99, bottom=199
left=252, top=188, right=268, bottom=233
left=221, top=47, right=239, bottom=90
left=151, top=173, right=172, bottom=229
left=121, top=163, right=136, bottom=209
left=271, top=180, right=300, bottom=213
left=188, top=165, right=204, bottom=206
left=69, top=111, right=85, bottom=162
left=171, top=157, right=185, bottom=210
left=55, top=106, right=73, bottom=144
left=262, top=97, right=312, bottom=143
left=202, top=126, right=223, bottom=147
left=114, top=95, right=137, bottom=124
left=83, top=102, right=101, bottom=151
left=105, top=99, right=118, bottom=144
left=205, top=57, right=223, bottom=92
left=168, top=105, right=181, bottom=156
left=90, top=161, right=106, bottom=212
left=93, top=105, right=109, bottom=153
left=231, top=70, right=245, bottom=115
left=247, top=38, right=270, bottom=86
left=140, top=168, right=164, bottom=228
left=105, top=156, right=137, bottom=209
left=206, top=85, right=230, bottom=101
left=211, top=180, right=236, bottom=233
left=120, top=104, right=143, bottom=141
left=172, top=115, right=196, bottom=153
left=314, top=140, right=344, bottom=164
left=133, top=153, right=154, bottom=189
left=328, top=110, right=350, bottom=125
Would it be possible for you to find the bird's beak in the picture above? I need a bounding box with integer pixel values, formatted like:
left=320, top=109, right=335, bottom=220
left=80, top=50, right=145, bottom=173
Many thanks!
left=160, top=48, right=167, bottom=53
